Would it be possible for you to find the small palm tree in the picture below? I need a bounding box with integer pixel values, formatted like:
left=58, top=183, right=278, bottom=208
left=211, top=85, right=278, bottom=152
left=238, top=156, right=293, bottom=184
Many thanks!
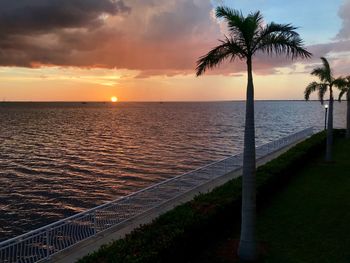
left=196, top=6, right=311, bottom=261
left=338, top=76, right=350, bottom=138
left=304, top=57, right=345, bottom=160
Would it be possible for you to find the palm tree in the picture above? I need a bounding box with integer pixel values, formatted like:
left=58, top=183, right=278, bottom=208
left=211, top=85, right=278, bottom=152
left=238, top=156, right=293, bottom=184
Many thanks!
left=304, top=57, right=345, bottom=161
left=338, top=76, right=350, bottom=138
left=196, top=6, right=311, bottom=261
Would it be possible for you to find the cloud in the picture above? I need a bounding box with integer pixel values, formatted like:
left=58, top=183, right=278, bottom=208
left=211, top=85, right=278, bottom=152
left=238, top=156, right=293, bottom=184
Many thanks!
left=0, top=0, right=130, bottom=35
left=337, top=0, right=350, bottom=39
left=0, top=0, right=131, bottom=67
left=0, top=0, right=347, bottom=78
left=308, top=40, right=350, bottom=57
left=0, top=0, right=222, bottom=73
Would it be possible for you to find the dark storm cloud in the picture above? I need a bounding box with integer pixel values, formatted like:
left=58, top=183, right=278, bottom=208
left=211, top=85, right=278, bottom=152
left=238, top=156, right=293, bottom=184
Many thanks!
left=0, top=0, right=130, bottom=67
left=0, top=0, right=130, bottom=35
left=0, top=0, right=223, bottom=70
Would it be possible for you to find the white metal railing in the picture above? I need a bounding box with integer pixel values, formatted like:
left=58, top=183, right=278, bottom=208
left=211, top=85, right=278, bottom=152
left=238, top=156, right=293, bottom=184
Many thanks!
left=0, top=127, right=315, bottom=263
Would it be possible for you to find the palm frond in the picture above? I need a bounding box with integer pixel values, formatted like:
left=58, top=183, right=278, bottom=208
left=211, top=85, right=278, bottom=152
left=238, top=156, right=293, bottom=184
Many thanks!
left=311, top=67, right=329, bottom=82
left=216, top=6, right=247, bottom=46
left=196, top=37, right=245, bottom=76
left=252, top=22, right=298, bottom=52
left=249, top=10, right=264, bottom=26
left=256, top=32, right=311, bottom=59
left=332, top=77, right=347, bottom=89
left=338, top=76, right=350, bottom=101
left=338, top=88, right=347, bottom=102
left=304, top=81, right=325, bottom=101
left=196, top=6, right=311, bottom=77
left=242, top=11, right=263, bottom=49
left=320, top=57, right=332, bottom=81
left=216, top=6, right=244, bottom=22
left=215, top=7, right=245, bottom=40
left=311, top=57, right=332, bottom=83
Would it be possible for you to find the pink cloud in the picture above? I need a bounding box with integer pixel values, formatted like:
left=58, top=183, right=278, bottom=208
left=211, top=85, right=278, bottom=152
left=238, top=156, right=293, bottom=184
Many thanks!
left=1, top=0, right=349, bottom=78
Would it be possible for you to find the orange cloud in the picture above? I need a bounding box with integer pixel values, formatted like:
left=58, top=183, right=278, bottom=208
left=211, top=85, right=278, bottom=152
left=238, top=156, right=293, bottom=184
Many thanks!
left=1, top=0, right=350, bottom=79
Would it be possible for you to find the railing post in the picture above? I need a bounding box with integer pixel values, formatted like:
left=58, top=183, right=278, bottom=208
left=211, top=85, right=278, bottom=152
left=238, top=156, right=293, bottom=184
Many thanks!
left=46, top=228, right=50, bottom=259
left=93, top=211, right=97, bottom=236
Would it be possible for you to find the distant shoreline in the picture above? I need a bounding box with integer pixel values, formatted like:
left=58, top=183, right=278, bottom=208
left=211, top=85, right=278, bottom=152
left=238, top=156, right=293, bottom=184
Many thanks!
left=0, top=100, right=329, bottom=103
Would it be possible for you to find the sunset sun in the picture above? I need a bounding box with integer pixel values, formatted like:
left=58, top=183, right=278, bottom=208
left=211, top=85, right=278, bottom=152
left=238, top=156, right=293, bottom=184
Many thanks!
left=111, top=96, right=118, bottom=102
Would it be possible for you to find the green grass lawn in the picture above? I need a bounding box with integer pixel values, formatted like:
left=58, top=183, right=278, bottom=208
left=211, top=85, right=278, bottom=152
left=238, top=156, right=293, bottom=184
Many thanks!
left=190, top=136, right=350, bottom=263
left=257, top=138, right=350, bottom=263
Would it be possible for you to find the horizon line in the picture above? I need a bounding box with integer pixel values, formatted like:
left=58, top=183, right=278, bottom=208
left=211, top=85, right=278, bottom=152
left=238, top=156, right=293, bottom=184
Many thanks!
left=0, top=99, right=332, bottom=103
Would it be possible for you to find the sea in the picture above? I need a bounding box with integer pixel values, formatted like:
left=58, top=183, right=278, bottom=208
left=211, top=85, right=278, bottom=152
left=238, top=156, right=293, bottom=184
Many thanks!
left=0, top=101, right=346, bottom=241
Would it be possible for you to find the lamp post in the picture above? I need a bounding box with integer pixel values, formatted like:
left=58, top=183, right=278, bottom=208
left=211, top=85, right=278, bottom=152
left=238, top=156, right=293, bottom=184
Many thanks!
left=324, top=104, right=329, bottom=130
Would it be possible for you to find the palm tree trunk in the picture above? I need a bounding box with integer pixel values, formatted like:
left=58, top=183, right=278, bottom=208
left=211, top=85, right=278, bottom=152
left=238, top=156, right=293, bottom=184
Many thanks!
left=238, top=56, right=257, bottom=261
left=326, top=88, right=333, bottom=161
left=347, top=91, right=350, bottom=139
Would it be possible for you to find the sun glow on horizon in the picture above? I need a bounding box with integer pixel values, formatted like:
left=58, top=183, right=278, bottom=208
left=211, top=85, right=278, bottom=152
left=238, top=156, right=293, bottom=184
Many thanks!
left=111, top=96, right=118, bottom=102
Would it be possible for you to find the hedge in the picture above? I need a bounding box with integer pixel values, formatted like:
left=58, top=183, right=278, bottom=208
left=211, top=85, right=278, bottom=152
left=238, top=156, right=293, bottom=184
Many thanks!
left=78, top=130, right=338, bottom=263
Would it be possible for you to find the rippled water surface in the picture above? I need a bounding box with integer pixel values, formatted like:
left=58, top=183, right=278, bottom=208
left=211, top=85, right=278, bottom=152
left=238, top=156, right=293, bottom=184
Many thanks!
left=0, top=101, right=346, bottom=240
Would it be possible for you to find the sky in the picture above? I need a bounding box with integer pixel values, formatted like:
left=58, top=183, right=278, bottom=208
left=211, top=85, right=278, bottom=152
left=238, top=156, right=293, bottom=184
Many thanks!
left=0, top=0, right=350, bottom=102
